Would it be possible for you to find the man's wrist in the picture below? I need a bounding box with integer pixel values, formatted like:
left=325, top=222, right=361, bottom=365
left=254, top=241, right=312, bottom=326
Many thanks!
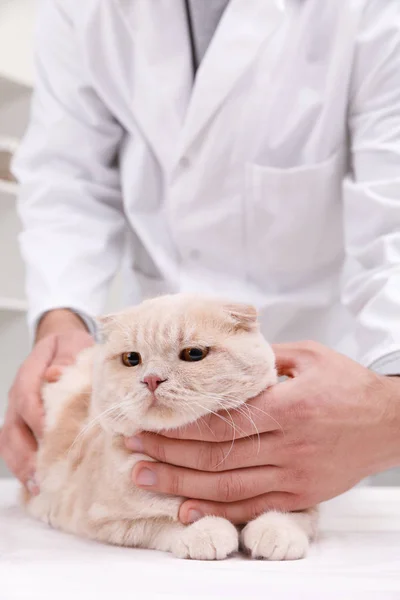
left=379, top=375, right=400, bottom=472
left=35, top=308, right=90, bottom=342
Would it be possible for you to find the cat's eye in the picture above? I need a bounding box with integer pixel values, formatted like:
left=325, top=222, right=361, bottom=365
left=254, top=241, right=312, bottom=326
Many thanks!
left=180, top=347, right=209, bottom=362
left=121, top=352, right=142, bottom=367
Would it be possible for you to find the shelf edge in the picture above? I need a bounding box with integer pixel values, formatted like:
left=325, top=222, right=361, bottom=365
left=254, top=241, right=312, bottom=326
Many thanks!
left=0, top=180, right=18, bottom=197
left=0, top=298, right=28, bottom=312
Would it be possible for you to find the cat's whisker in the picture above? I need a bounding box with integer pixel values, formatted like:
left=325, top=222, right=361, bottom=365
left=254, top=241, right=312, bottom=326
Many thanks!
left=186, top=407, right=209, bottom=438
left=187, top=399, right=248, bottom=441
left=172, top=394, right=218, bottom=439
left=200, top=386, right=281, bottom=431
left=172, top=399, right=206, bottom=438
left=214, top=435, right=236, bottom=469
left=192, top=394, right=250, bottom=434
left=213, top=408, right=237, bottom=469
left=243, top=402, right=285, bottom=436
left=203, top=401, right=258, bottom=468
left=152, top=391, right=205, bottom=436
left=185, top=385, right=283, bottom=443
left=196, top=415, right=217, bottom=439
left=234, top=403, right=261, bottom=454
left=68, top=399, right=133, bottom=458
left=198, top=396, right=258, bottom=442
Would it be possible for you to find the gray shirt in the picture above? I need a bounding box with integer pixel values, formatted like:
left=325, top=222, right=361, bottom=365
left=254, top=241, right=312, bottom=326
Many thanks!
left=187, top=0, right=230, bottom=68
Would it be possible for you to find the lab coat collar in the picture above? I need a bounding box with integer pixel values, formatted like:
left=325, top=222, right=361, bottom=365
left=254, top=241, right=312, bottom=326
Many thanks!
left=180, top=0, right=287, bottom=155
left=116, top=0, right=193, bottom=173
left=116, top=0, right=286, bottom=172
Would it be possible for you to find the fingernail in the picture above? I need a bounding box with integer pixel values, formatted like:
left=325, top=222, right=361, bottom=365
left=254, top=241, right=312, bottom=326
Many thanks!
left=126, top=436, right=144, bottom=452
left=135, top=468, right=157, bottom=486
left=26, top=476, right=40, bottom=496
left=186, top=509, right=203, bottom=524
left=44, top=365, right=63, bottom=383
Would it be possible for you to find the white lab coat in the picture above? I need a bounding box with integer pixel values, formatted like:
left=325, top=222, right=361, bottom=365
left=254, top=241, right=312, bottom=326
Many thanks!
left=14, top=0, right=400, bottom=368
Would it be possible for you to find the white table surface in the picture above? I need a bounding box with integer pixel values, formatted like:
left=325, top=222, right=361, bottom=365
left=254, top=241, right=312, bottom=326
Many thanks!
left=1, top=480, right=400, bottom=600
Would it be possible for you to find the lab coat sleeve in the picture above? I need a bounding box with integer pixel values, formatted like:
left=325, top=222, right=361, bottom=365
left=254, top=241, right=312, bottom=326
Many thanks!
left=13, top=0, right=125, bottom=335
left=370, top=352, right=400, bottom=377
left=342, top=0, right=400, bottom=368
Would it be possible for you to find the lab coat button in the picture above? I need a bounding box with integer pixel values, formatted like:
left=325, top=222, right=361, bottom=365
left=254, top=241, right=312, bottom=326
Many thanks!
left=179, top=156, right=191, bottom=169
left=189, top=249, right=201, bottom=260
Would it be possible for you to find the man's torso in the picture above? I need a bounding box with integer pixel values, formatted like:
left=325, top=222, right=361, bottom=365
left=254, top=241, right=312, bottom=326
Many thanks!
left=68, top=0, right=367, bottom=354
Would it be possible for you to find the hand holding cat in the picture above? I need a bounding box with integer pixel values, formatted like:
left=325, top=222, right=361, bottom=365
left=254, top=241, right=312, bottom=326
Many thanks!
left=0, top=310, right=93, bottom=488
left=128, top=342, right=400, bottom=525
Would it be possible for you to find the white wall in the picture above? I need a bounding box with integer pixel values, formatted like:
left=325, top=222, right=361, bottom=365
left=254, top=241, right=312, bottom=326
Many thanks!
left=0, top=0, right=37, bottom=87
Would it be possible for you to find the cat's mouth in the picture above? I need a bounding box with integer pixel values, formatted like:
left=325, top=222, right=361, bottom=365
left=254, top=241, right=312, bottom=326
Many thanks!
left=141, top=388, right=186, bottom=422
left=146, top=391, right=158, bottom=408
left=144, top=389, right=169, bottom=409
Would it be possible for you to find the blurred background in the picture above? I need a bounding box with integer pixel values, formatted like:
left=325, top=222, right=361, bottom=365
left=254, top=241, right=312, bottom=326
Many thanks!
left=0, top=0, right=398, bottom=484
left=0, top=0, right=38, bottom=476
left=0, top=0, right=123, bottom=477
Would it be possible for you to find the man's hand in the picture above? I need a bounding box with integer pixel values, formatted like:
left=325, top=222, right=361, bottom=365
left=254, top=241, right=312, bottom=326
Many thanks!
left=0, top=309, right=94, bottom=490
left=128, top=342, right=400, bottom=525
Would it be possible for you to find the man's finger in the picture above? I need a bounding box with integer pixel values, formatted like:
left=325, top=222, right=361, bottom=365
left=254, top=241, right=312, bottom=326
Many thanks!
left=132, top=461, right=286, bottom=502
left=20, top=395, right=45, bottom=440
left=161, top=379, right=298, bottom=442
left=12, top=337, right=58, bottom=438
left=44, top=332, right=94, bottom=383
left=44, top=366, right=64, bottom=383
left=127, top=431, right=285, bottom=471
left=0, top=418, right=38, bottom=488
left=51, top=331, right=93, bottom=368
left=15, top=335, right=57, bottom=386
left=178, top=492, right=302, bottom=526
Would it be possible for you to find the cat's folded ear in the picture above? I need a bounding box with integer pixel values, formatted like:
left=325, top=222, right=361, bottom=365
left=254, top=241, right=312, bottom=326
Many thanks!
left=95, top=313, right=120, bottom=341
left=96, top=307, right=138, bottom=341
left=224, top=303, right=258, bottom=331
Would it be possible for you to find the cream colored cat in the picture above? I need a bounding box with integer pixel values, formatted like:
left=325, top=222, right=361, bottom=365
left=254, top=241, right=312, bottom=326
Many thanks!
left=25, top=294, right=317, bottom=560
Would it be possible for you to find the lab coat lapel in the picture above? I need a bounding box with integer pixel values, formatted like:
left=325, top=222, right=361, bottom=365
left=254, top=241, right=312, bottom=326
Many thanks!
left=180, top=0, right=287, bottom=154
left=116, top=0, right=192, bottom=174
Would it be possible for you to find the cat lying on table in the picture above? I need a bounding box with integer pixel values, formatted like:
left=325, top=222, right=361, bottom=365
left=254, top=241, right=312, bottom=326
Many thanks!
left=24, top=294, right=317, bottom=560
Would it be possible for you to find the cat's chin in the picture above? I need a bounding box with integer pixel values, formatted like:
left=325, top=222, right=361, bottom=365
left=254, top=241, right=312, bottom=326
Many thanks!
left=100, top=405, right=199, bottom=437
left=136, top=406, right=199, bottom=433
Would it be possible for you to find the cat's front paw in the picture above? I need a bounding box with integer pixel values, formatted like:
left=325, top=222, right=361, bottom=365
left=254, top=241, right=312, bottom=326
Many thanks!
left=241, top=512, right=309, bottom=560
left=172, top=516, right=238, bottom=560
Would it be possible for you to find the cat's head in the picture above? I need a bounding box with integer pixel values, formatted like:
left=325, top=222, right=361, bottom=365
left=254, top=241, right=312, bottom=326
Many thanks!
left=92, top=294, right=276, bottom=435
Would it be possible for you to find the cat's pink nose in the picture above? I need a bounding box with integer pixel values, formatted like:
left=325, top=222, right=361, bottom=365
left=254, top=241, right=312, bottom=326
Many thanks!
left=142, top=375, right=166, bottom=393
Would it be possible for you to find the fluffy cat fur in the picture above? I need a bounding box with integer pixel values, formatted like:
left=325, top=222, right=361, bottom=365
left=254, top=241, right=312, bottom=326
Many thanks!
left=24, top=294, right=317, bottom=560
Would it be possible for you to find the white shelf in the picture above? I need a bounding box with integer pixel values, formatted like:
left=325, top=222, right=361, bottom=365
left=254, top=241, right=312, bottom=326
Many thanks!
left=0, top=310, right=29, bottom=430
left=0, top=179, right=18, bottom=198
left=0, top=77, right=32, bottom=140
left=0, top=297, right=28, bottom=312
left=0, top=0, right=38, bottom=87
left=0, top=145, right=25, bottom=299
left=0, top=136, right=19, bottom=154
left=0, top=137, right=19, bottom=198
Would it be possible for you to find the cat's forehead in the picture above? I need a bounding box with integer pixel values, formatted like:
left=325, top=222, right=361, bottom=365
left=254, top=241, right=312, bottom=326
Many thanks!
left=107, top=297, right=229, bottom=350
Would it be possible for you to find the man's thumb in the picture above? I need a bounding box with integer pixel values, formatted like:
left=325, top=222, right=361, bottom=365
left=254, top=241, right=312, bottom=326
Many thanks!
left=44, top=365, right=65, bottom=383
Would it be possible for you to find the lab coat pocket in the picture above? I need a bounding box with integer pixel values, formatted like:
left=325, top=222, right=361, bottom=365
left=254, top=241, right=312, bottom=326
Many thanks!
left=245, top=151, right=344, bottom=289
